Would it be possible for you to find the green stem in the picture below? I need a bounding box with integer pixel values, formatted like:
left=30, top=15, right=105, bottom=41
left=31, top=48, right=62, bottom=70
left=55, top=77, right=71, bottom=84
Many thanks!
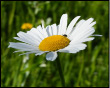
left=56, top=56, right=65, bottom=87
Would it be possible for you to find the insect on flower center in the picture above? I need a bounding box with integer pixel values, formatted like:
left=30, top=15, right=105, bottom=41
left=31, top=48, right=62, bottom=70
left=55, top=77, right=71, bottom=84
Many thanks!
left=39, top=35, right=70, bottom=51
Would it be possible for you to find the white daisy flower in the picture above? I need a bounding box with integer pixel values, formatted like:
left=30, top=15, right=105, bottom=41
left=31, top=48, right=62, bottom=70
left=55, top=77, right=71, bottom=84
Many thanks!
left=8, top=14, right=101, bottom=61
left=39, top=62, right=46, bottom=67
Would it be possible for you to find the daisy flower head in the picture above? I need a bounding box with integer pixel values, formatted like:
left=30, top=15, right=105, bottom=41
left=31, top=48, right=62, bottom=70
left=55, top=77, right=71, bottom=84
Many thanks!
left=21, top=23, right=33, bottom=30
left=8, top=14, right=101, bottom=61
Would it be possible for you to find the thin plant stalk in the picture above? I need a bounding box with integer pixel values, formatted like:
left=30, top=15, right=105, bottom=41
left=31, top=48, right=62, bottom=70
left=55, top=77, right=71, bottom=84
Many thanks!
left=56, top=55, right=65, bottom=87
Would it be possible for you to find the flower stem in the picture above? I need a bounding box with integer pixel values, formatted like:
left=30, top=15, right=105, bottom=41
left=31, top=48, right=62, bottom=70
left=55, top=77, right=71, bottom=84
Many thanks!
left=56, top=56, right=65, bottom=87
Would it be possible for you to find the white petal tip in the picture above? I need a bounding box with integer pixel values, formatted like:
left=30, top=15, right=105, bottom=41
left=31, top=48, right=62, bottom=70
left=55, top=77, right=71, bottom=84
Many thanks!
left=61, top=14, right=68, bottom=19
left=35, top=52, right=44, bottom=56
left=63, top=13, right=67, bottom=16
left=8, top=42, right=12, bottom=48
left=88, top=18, right=94, bottom=21
left=46, top=52, right=57, bottom=61
left=92, top=34, right=102, bottom=37
left=77, top=16, right=81, bottom=18
left=19, top=54, right=23, bottom=56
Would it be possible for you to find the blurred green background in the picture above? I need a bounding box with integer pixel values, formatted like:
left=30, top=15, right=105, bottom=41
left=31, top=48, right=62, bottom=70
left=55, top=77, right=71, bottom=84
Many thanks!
left=1, top=1, right=109, bottom=87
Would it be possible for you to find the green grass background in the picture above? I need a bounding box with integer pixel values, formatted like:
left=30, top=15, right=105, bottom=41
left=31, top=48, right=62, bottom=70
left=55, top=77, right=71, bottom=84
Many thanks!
left=1, top=1, right=109, bottom=87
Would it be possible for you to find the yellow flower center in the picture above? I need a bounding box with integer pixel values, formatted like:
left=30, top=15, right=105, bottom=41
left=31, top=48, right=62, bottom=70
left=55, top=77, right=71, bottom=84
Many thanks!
left=39, top=35, right=70, bottom=51
left=21, top=23, right=33, bottom=30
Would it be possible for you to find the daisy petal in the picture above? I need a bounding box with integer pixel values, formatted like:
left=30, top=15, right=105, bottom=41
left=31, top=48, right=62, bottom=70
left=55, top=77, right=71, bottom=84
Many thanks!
left=67, top=19, right=86, bottom=38
left=69, top=18, right=94, bottom=37
left=83, top=37, right=94, bottom=42
left=46, top=52, right=57, bottom=61
left=14, top=37, right=39, bottom=46
left=35, top=52, right=45, bottom=56
left=30, top=28, right=45, bottom=40
left=70, top=27, right=95, bottom=44
left=26, top=30, right=42, bottom=43
left=58, top=14, right=67, bottom=35
left=19, top=51, right=41, bottom=56
left=16, top=31, right=40, bottom=46
left=58, top=43, right=87, bottom=53
left=69, top=20, right=96, bottom=41
left=51, top=24, right=57, bottom=35
left=66, top=16, right=80, bottom=35
left=37, top=25, right=48, bottom=38
left=46, top=26, right=53, bottom=36
left=17, top=49, right=41, bottom=53
left=91, top=34, right=102, bottom=37
left=41, top=20, right=44, bottom=29
left=75, top=19, right=85, bottom=28
left=8, top=42, right=38, bottom=51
